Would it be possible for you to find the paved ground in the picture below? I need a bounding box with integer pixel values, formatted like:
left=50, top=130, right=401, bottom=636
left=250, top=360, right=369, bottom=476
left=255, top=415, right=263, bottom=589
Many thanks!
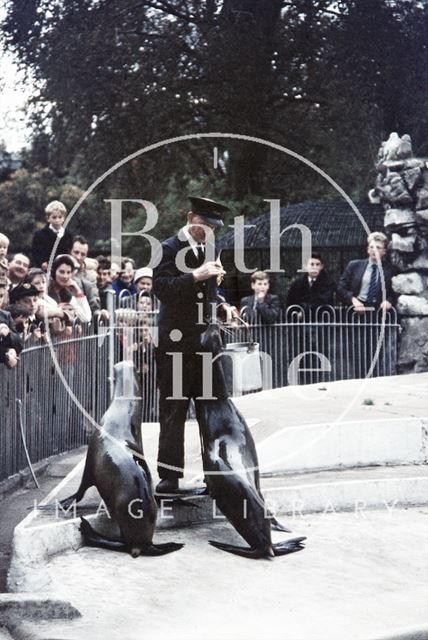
left=10, top=507, right=428, bottom=640
left=1, top=373, right=427, bottom=639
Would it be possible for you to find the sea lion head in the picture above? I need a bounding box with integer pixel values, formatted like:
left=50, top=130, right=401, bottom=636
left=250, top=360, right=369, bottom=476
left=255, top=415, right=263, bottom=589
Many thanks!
left=113, top=361, right=140, bottom=399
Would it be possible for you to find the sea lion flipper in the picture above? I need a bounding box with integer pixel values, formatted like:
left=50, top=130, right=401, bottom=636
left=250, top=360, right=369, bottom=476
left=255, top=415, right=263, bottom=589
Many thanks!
left=55, top=461, right=94, bottom=510
left=79, top=516, right=127, bottom=552
left=273, top=537, right=306, bottom=556
left=141, top=542, right=184, bottom=556
left=125, top=439, right=152, bottom=476
left=270, top=516, right=292, bottom=533
left=209, top=540, right=265, bottom=559
left=36, top=493, right=81, bottom=512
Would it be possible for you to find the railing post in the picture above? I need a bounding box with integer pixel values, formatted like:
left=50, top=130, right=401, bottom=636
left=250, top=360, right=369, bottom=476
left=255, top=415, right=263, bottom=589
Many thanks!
left=106, top=289, right=116, bottom=400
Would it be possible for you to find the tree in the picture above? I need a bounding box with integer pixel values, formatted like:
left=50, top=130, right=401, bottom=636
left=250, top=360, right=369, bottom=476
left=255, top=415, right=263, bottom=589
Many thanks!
left=0, top=166, right=84, bottom=253
left=1, top=0, right=427, bottom=247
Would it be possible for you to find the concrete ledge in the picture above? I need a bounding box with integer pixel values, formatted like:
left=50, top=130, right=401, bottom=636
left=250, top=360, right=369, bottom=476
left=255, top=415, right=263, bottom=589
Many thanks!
left=141, top=415, right=428, bottom=477
left=139, top=374, right=428, bottom=476
left=258, top=416, right=428, bottom=474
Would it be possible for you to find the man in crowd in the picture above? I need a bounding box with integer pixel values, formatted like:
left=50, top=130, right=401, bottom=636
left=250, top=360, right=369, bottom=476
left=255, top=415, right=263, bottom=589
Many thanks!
left=8, top=253, right=30, bottom=288
left=111, top=258, right=138, bottom=301
left=70, top=235, right=89, bottom=273
left=240, top=270, right=281, bottom=324
left=96, top=257, right=114, bottom=310
left=286, top=253, right=336, bottom=313
left=338, top=231, right=396, bottom=377
left=337, top=232, right=395, bottom=311
left=153, top=196, right=227, bottom=494
left=69, top=235, right=101, bottom=316
left=31, top=201, right=73, bottom=269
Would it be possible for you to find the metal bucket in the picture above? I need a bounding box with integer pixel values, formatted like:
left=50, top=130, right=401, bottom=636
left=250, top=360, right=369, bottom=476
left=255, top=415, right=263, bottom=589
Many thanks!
left=222, top=342, right=263, bottom=397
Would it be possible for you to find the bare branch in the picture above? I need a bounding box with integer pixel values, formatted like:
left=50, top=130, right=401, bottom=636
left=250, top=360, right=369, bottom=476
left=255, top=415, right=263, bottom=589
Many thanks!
left=143, top=1, right=198, bottom=23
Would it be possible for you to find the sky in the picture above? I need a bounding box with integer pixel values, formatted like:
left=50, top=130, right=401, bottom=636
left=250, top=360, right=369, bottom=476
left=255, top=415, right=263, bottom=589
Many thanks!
left=0, top=7, right=32, bottom=152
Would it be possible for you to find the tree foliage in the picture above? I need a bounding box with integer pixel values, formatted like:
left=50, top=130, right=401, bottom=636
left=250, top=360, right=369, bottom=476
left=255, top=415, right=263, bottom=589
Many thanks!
left=0, top=165, right=84, bottom=253
left=1, top=0, right=427, bottom=254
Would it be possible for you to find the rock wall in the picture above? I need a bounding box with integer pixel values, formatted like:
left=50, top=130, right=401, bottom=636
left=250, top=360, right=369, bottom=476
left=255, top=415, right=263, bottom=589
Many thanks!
left=370, top=133, right=428, bottom=373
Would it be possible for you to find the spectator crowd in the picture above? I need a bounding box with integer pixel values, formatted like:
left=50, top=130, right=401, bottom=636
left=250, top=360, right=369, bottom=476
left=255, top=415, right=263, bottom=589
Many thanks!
left=0, top=199, right=396, bottom=371
left=0, top=200, right=156, bottom=370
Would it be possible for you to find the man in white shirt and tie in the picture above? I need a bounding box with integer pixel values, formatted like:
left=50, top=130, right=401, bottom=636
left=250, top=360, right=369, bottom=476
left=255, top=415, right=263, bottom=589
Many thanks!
left=338, top=232, right=396, bottom=312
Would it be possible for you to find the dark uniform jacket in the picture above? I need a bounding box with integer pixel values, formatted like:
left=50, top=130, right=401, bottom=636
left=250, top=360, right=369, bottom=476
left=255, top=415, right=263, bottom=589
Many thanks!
left=32, top=225, right=73, bottom=268
left=153, top=235, right=216, bottom=352
left=337, top=259, right=396, bottom=306
left=239, top=292, right=281, bottom=324
left=286, top=271, right=336, bottom=308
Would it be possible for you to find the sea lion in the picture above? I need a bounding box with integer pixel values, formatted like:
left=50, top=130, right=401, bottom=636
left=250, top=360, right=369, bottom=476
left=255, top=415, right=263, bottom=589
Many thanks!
left=59, top=360, right=183, bottom=557
left=195, top=324, right=306, bottom=559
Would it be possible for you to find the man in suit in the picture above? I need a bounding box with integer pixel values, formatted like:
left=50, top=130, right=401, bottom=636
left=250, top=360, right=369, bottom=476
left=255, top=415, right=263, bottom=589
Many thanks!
left=7, top=253, right=30, bottom=288
left=240, top=271, right=281, bottom=324
left=286, top=253, right=336, bottom=313
left=153, top=196, right=227, bottom=493
left=69, top=235, right=101, bottom=316
left=337, top=232, right=395, bottom=311
left=338, top=232, right=396, bottom=377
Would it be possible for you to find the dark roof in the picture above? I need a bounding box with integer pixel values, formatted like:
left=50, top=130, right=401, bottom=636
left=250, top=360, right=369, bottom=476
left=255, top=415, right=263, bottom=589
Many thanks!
left=218, top=201, right=385, bottom=249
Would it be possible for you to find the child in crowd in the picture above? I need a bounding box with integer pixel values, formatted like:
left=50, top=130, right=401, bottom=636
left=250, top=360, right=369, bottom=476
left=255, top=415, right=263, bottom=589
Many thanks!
left=286, top=253, right=336, bottom=311
left=9, top=283, right=43, bottom=339
left=240, top=270, right=281, bottom=325
left=84, top=257, right=99, bottom=286
left=134, top=267, right=153, bottom=294
left=0, top=285, right=22, bottom=368
left=0, top=233, right=9, bottom=261
left=112, top=258, right=138, bottom=302
left=110, top=262, right=120, bottom=282
left=25, top=268, right=66, bottom=333
left=6, top=304, right=31, bottom=342
left=31, top=200, right=73, bottom=269
left=0, top=234, right=10, bottom=288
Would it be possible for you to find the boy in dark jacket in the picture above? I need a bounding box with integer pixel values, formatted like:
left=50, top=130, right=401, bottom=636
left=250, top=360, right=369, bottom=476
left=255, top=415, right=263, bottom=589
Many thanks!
left=240, top=271, right=281, bottom=324
left=32, top=201, right=73, bottom=269
left=286, top=253, right=336, bottom=311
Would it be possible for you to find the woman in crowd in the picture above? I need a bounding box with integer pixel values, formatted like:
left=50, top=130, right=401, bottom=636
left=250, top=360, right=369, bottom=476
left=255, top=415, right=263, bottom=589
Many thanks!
left=48, top=255, right=92, bottom=324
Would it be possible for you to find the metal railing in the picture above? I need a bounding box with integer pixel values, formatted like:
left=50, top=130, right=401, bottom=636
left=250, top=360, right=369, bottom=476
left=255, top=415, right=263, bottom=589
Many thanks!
left=0, top=298, right=400, bottom=484
left=222, top=305, right=400, bottom=388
